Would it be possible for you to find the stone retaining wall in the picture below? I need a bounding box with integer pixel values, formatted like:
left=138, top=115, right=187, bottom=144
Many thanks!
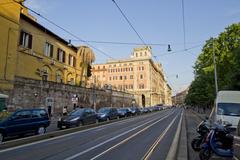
left=1, top=77, right=135, bottom=114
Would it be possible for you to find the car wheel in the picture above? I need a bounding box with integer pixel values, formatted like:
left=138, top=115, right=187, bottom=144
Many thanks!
left=0, top=133, right=4, bottom=143
left=76, top=121, right=83, bottom=127
left=37, top=126, right=46, bottom=135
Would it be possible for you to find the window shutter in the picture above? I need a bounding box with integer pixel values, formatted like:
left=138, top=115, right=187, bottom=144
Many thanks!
left=50, top=45, right=53, bottom=58
left=73, top=57, right=76, bottom=67
left=19, top=31, right=24, bottom=45
left=57, top=48, right=60, bottom=60
left=28, top=34, right=32, bottom=49
left=68, top=55, right=71, bottom=65
left=63, top=51, right=65, bottom=63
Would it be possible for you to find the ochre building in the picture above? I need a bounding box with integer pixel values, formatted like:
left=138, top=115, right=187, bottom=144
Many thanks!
left=89, top=46, right=172, bottom=107
left=0, top=0, right=95, bottom=90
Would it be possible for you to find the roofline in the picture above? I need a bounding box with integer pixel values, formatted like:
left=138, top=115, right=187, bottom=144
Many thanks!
left=20, top=13, right=78, bottom=52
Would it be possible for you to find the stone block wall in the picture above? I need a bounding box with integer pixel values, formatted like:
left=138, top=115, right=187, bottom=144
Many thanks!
left=1, top=77, right=135, bottom=114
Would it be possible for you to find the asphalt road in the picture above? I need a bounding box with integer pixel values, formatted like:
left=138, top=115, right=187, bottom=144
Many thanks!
left=0, top=108, right=182, bottom=160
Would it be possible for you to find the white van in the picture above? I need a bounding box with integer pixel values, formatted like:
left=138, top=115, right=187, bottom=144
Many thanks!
left=215, top=91, right=240, bottom=128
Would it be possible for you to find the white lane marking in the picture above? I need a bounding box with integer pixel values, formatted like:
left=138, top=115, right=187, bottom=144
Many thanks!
left=142, top=112, right=180, bottom=160
left=95, top=127, right=107, bottom=132
left=234, top=156, right=239, bottom=160
left=0, top=111, right=165, bottom=153
left=64, top=111, right=175, bottom=160
left=166, top=111, right=184, bottom=160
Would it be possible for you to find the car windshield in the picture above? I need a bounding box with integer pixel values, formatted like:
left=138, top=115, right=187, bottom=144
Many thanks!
left=98, top=108, right=110, bottom=113
left=217, top=103, right=240, bottom=116
left=70, top=109, right=84, bottom=116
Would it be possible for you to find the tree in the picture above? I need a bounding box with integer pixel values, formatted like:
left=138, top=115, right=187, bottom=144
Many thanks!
left=185, top=23, right=240, bottom=107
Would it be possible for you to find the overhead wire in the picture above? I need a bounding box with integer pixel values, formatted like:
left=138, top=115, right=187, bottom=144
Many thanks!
left=155, top=44, right=203, bottom=57
left=181, top=0, right=186, bottom=49
left=14, top=0, right=114, bottom=59
left=111, top=0, right=146, bottom=45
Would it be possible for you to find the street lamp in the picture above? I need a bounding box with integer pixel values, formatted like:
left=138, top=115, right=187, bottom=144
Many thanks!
left=212, top=39, right=218, bottom=95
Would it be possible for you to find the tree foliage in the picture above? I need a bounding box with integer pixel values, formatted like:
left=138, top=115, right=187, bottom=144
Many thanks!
left=185, top=23, right=240, bottom=107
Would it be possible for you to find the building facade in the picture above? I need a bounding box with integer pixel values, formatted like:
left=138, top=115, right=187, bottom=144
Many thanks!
left=89, top=46, right=172, bottom=107
left=172, top=88, right=189, bottom=105
left=0, top=0, right=95, bottom=90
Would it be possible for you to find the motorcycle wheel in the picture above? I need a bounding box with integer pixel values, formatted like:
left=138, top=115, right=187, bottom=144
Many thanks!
left=191, top=139, right=201, bottom=151
left=199, top=149, right=212, bottom=160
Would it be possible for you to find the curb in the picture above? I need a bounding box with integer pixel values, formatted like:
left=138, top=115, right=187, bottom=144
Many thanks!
left=0, top=117, right=126, bottom=150
left=166, top=110, right=183, bottom=160
left=177, top=111, right=188, bottom=160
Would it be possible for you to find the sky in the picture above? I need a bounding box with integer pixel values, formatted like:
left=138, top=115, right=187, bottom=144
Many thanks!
left=24, top=0, right=240, bottom=95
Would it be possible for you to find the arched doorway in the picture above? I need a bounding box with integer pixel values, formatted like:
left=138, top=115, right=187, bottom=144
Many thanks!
left=142, top=94, right=145, bottom=107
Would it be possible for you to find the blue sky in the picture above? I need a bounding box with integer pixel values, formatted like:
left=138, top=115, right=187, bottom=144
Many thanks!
left=24, top=0, right=240, bottom=94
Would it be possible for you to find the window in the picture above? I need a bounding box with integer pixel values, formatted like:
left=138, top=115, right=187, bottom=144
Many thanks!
left=118, top=68, right=120, bottom=72
left=68, top=55, right=76, bottom=67
left=103, top=66, right=105, bottom=69
left=44, top=42, right=53, bottom=57
left=19, top=30, right=32, bottom=49
left=140, top=74, right=143, bottom=79
left=114, top=64, right=116, bottom=67
left=98, top=66, right=100, bottom=70
left=13, top=110, right=31, bottom=120
left=56, top=72, right=63, bottom=83
left=119, top=76, right=122, bottom=80
left=124, top=75, right=127, bottom=80
left=140, top=52, right=142, bottom=56
left=130, top=75, right=133, bottom=79
left=145, top=52, right=147, bottom=56
left=129, top=84, right=133, bottom=89
left=42, top=68, right=48, bottom=81
left=109, top=77, right=112, bottom=81
left=57, top=48, right=65, bottom=62
left=136, top=53, right=138, bottom=57
left=139, top=84, right=144, bottom=89
left=142, top=66, right=144, bottom=70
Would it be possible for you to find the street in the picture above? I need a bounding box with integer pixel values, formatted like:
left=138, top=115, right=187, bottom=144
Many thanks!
left=0, top=108, right=182, bottom=160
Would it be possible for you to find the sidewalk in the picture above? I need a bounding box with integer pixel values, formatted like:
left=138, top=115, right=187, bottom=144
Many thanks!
left=186, top=109, right=240, bottom=160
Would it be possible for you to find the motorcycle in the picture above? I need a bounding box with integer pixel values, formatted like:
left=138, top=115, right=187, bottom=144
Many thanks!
left=191, top=118, right=210, bottom=151
left=199, top=123, right=234, bottom=160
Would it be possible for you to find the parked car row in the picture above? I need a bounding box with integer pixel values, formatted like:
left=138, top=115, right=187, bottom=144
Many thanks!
left=0, top=106, right=169, bottom=143
left=0, top=109, right=50, bottom=143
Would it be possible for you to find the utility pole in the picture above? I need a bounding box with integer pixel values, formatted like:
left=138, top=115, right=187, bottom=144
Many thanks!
left=213, top=39, right=218, bottom=95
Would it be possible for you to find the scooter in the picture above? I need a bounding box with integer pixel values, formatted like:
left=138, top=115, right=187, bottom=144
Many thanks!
left=199, top=123, right=234, bottom=160
left=191, top=118, right=210, bottom=151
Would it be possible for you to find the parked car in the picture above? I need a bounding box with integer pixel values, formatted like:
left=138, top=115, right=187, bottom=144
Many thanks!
left=0, top=108, right=50, bottom=143
left=129, top=107, right=141, bottom=115
left=117, top=108, right=132, bottom=117
left=57, top=108, right=97, bottom=129
left=97, top=107, right=119, bottom=121
left=143, top=107, right=150, bottom=113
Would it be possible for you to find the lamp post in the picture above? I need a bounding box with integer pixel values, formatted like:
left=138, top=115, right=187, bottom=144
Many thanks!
left=212, top=39, right=218, bottom=95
